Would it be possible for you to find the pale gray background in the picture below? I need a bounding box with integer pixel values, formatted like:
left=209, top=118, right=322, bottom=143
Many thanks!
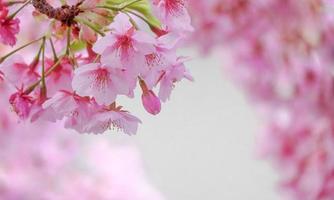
left=83, top=50, right=281, bottom=200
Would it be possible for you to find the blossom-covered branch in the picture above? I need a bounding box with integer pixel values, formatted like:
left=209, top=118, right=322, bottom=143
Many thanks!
left=0, top=0, right=193, bottom=135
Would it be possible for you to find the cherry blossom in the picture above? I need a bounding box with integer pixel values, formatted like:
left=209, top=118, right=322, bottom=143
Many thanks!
left=158, top=56, right=193, bottom=102
left=0, top=1, right=20, bottom=46
left=86, top=109, right=142, bottom=135
left=72, top=62, right=135, bottom=105
left=93, top=13, right=156, bottom=73
left=0, top=0, right=192, bottom=135
left=9, top=89, right=34, bottom=120
left=0, top=55, right=39, bottom=88
left=152, top=0, right=193, bottom=33
left=0, top=81, right=164, bottom=199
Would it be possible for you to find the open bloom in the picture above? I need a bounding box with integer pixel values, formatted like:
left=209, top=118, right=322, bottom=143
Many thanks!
left=0, top=0, right=192, bottom=135
left=42, top=91, right=81, bottom=122
left=85, top=109, right=142, bottom=135
left=93, top=13, right=155, bottom=73
left=42, top=90, right=95, bottom=133
left=158, top=56, right=193, bottom=102
left=152, top=0, right=193, bottom=33
left=0, top=55, right=39, bottom=88
left=72, top=62, right=136, bottom=105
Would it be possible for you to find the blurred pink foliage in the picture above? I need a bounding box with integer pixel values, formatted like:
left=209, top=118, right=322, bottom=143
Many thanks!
left=188, top=0, right=334, bottom=199
left=0, top=78, right=164, bottom=199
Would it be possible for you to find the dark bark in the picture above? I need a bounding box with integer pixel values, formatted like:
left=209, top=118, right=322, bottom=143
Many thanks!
left=31, top=0, right=82, bottom=26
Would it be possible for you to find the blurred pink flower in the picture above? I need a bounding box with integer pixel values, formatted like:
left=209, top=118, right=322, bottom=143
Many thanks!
left=0, top=55, right=39, bottom=88
left=0, top=3, right=20, bottom=46
left=188, top=0, right=334, bottom=199
left=0, top=80, right=164, bottom=200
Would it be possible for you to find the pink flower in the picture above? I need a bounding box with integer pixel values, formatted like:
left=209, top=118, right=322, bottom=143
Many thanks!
left=0, top=0, right=192, bottom=135
left=141, top=34, right=183, bottom=89
left=0, top=55, right=39, bottom=88
left=140, top=80, right=161, bottom=115
left=85, top=109, right=141, bottom=135
left=152, top=0, right=193, bottom=33
left=9, top=90, right=34, bottom=120
left=42, top=91, right=95, bottom=133
left=63, top=101, right=93, bottom=133
left=45, top=57, right=73, bottom=95
left=72, top=62, right=136, bottom=105
left=0, top=5, right=20, bottom=46
left=158, top=56, right=193, bottom=102
left=42, top=91, right=80, bottom=122
left=93, top=13, right=155, bottom=72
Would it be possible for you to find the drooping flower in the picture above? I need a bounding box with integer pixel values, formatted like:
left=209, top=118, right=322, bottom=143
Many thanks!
left=9, top=90, right=34, bottom=120
left=158, top=56, right=193, bottom=102
left=85, top=109, right=142, bottom=135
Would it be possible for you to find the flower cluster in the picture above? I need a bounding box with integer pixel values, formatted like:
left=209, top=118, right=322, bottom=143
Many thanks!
left=0, top=0, right=193, bottom=135
left=0, top=28, right=164, bottom=199
left=188, top=0, right=334, bottom=199
left=0, top=85, right=164, bottom=199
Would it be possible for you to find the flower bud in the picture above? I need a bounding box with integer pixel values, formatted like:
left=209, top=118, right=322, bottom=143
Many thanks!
left=140, top=79, right=161, bottom=115
left=142, top=90, right=161, bottom=115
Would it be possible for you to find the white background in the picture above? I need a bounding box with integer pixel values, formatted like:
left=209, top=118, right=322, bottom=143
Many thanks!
left=84, top=51, right=281, bottom=200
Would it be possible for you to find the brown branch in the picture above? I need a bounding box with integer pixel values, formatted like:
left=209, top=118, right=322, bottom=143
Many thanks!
left=31, top=0, right=83, bottom=26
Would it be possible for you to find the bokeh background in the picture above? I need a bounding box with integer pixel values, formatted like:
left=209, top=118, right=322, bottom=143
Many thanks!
left=3, top=1, right=320, bottom=199
left=100, top=49, right=280, bottom=200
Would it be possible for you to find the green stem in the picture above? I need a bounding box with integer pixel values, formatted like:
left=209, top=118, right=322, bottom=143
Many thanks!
left=119, top=0, right=142, bottom=10
left=78, top=19, right=105, bottom=36
left=100, top=0, right=142, bottom=11
left=41, top=37, right=46, bottom=91
left=45, top=56, right=64, bottom=76
left=126, top=13, right=139, bottom=29
left=39, top=37, right=48, bottom=98
left=29, top=38, right=44, bottom=69
left=95, top=5, right=118, bottom=11
left=0, top=36, right=44, bottom=64
left=65, top=27, right=71, bottom=55
left=5, top=0, right=27, bottom=6
left=7, top=0, right=31, bottom=20
left=24, top=55, right=64, bottom=94
left=49, top=38, right=58, bottom=61
left=124, top=9, right=156, bottom=28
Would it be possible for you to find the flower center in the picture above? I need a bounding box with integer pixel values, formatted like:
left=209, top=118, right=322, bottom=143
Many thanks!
left=93, top=68, right=110, bottom=89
